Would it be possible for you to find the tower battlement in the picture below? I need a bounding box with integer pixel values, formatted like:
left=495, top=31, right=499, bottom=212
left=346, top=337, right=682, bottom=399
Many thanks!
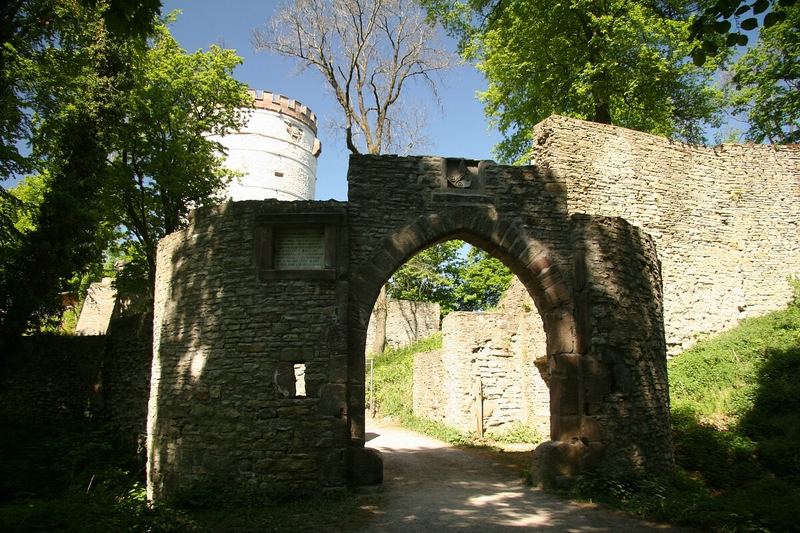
left=248, top=88, right=318, bottom=134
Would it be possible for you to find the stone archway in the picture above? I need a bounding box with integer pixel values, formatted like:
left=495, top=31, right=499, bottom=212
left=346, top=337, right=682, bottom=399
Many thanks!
left=346, top=212, right=574, bottom=435
left=147, top=155, right=673, bottom=500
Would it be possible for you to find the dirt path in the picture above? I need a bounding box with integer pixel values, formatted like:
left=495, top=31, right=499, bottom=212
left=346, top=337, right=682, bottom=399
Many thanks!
left=358, top=418, right=684, bottom=532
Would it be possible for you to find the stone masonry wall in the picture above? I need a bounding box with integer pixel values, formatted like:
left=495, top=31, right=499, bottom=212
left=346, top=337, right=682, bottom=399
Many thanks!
left=0, top=314, right=152, bottom=438
left=413, top=297, right=550, bottom=437
left=346, top=154, right=674, bottom=480
left=102, top=313, right=153, bottom=438
left=0, top=335, right=107, bottom=421
left=149, top=152, right=676, bottom=497
left=148, top=200, right=350, bottom=500
left=534, top=116, right=800, bottom=353
left=412, top=349, right=445, bottom=422
left=365, top=299, right=440, bottom=354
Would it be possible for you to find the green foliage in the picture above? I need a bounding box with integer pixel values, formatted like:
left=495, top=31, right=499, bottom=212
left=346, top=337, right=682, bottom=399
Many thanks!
left=388, top=242, right=463, bottom=313
left=452, top=246, right=513, bottom=311
left=106, top=20, right=251, bottom=282
left=388, top=241, right=513, bottom=314
left=669, top=301, right=800, bottom=422
left=0, top=6, right=249, bottom=338
left=577, top=294, right=800, bottom=531
left=486, top=422, right=544, bottom=445
left=728, top=2, right=800, bottom=144
left=690, top=0, right=796, bottom=65
left=372, top=334, right=442, bottom=417
left=0, top=0, right=140, bottom=339
left=426, top=0, right=724, bottom=162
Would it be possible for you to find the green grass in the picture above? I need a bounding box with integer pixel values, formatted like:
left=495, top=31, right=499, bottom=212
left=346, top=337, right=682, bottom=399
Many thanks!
left=575, top=292, right=800, bottom=532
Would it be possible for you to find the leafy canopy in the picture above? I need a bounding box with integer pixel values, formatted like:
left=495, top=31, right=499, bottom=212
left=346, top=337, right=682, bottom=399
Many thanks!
left=727, top=2, right=799, bottom=143
left=425, top=0, right=725, bottom=162
left=105, top=19, right=251, bottom=281
left=388, top=240, right=513, bottom=314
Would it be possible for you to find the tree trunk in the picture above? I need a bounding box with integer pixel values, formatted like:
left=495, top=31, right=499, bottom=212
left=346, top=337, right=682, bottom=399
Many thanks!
left=594, top=101, right=612, bottom=124
left=372, top=285, right=388, bottom=354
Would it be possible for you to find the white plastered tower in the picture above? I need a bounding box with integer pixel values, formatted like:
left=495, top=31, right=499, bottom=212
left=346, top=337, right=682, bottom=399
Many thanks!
left=214, top=89, right=322, bottom=201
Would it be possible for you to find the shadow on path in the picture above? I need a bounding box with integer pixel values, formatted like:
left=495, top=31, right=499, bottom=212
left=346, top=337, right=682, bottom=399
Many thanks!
left=359, top=419, right=685, bottom=532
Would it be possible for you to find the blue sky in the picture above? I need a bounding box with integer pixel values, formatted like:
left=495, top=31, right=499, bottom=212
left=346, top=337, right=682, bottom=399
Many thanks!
left=162, top=0, right=503, bottom=201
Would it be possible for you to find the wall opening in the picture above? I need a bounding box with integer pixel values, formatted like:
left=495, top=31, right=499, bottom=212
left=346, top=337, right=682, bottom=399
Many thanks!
left=365, top=239, right=550, bottom=447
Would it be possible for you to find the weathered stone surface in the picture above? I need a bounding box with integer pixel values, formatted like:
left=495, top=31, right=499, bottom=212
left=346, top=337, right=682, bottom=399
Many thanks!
left=144, top=116, right=800, bottom=500
left=365, top=300, right=440, bottom=354
left=534, top=116, right=800, bottom=354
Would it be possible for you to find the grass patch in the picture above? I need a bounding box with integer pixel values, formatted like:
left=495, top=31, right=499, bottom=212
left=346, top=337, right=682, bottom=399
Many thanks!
left=575, top=296, right=800, bottom=532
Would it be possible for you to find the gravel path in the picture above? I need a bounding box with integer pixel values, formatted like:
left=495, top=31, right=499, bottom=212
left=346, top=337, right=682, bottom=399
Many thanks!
left=358, top=418, right=685, bottom=532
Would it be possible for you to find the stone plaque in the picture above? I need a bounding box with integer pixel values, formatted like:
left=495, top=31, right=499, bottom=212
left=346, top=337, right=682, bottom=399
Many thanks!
left=274, top=227, right=325, bottom=270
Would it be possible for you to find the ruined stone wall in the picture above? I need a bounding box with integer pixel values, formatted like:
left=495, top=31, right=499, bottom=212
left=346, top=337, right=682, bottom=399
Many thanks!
left=533, top=116, right=800, bottom=353
left=412, top=303, right=549, bottom=437
left=347, top=155, right=673, bottom=480
left=0, top=336, right=107, bottom=421
left=75, top=277, right=117, bottom=335
left=148, top=200, right=350, bottom=499
left=0, top=314, right=152, bottom=438
left=365, top=299, right=440, bottom=354
left=102, top=314, right=153, bottom=437
left=412, top=349, right=445, bottom=422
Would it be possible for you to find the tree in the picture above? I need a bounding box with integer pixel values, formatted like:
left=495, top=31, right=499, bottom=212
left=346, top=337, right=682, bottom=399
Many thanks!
left=425, top=0, right=725, bottom=162
left=105, top=21, right=251, bottom=285
left=0, top=1, right=150, bottom=339
left=451, top=246, right=512, bottom=311
left=728, top=2, right=799, bottom=143
left=387, top=240, right=463, bottom=312
left=387, top=241, right=514, bottom=314
left=689, top=0, right=796, bottom=65
left=252, top=0, right=454, bottom=155
left=0, top=7, right=249, bottom=340
left=0, top=0, right=161, bottom=180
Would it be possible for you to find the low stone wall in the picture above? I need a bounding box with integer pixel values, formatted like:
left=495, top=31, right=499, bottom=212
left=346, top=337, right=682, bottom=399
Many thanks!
left=0, top=313, right=153, bottom=438
left=413, top=299, right=550, bottom=437
left=365, top=299, right=440, bottom=353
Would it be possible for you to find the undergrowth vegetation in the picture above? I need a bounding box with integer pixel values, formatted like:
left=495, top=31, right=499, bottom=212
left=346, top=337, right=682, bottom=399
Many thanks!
left=575, top=286, right=800, bottom=532
left=0, top=419, right=374, bottom=532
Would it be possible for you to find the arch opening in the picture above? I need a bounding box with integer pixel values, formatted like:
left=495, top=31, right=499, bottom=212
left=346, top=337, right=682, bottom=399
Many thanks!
left=348, top=215, right=579, bottom=463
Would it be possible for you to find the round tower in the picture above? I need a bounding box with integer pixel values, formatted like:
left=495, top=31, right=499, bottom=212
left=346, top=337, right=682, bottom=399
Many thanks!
left=215, top=89, right=322, bottom=201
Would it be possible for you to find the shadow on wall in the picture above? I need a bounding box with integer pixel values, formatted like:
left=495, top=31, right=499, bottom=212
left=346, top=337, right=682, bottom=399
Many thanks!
left=569, top=214, right=672, bottom=475
left=147, top=200, right=350, bottom=500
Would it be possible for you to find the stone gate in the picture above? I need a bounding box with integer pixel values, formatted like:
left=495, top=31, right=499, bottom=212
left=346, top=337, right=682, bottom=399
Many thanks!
left=147, top=154, right=673, bottom=499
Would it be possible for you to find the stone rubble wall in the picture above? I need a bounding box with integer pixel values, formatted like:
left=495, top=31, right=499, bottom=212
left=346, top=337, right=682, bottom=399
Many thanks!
left=148, top=200, right=350, bottom=499
left=75, top=277, right=117, bottom=335
left=0, top=314, right=153, bottom=439
left=533, top=116, right=800, bottom=353
left=412, top=297, right=550, bottom=438
left=346, top=154, right=673, bottom=481
left=411, top=349, right=445, bottom=422
left=365, top=299, right=440, bottom=354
